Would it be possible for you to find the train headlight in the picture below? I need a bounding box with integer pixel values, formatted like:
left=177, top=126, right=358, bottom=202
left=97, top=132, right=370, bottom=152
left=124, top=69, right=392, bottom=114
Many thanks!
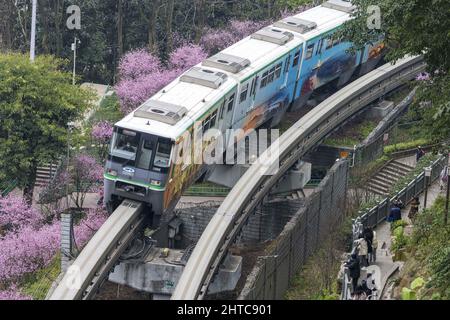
left=108, top=169, right=118, bottom=177
left=151, top=180, right=161, bottom=186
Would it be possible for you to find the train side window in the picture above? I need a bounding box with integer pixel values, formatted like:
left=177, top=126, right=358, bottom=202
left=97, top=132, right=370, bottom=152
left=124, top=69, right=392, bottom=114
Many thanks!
left=210, top=110, right=218, bottom=128
left=219, top=100, right=226, bottom=120
left=326, top=36, right=333, bottom=49
left=333, top=36, right=340, bottom=46
left=260, top=71, right=269, bottom=88
left=239, top=83, right=249, bottom=103
left=305, top=44, right=315, bottom=60
left=268, top=66, right=276, bottom=83
left=275, top=63, right=282, bottom=79
left=284, top=55, right=291, bottom=73
left=202, top=115, right=211, bottom=133
left=227, top=94, right=235, bottom=112
left=293, top=51, right=300, bottom=67
left=251, top=76, right=259, bottom=96
left=317, top=39, right=324, bottom=55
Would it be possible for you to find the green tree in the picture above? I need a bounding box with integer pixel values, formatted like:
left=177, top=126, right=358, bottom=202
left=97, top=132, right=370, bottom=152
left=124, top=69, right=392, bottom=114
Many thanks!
left=339, top=0, right=450, bottom=141
left=0, top=53, right=94, bottom=203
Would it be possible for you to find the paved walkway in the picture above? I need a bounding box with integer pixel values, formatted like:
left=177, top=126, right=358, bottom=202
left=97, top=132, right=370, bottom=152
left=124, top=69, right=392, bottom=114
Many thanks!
left=373, top=178, right=444, bottom=299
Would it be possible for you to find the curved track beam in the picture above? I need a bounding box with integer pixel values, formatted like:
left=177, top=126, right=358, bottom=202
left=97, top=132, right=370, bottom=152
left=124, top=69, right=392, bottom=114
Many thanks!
left=48, top=200, right=145, bottom=300
left=172, top=56, right=426, bottom=300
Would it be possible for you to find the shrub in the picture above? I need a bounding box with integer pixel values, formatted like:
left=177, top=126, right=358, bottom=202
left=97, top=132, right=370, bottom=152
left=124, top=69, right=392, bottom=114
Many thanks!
left=0, top=194, right=43, bottom=232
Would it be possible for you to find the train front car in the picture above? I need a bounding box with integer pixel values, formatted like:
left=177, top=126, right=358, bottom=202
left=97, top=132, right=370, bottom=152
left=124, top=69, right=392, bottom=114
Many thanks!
left=104, top=125, right=173, bottom=219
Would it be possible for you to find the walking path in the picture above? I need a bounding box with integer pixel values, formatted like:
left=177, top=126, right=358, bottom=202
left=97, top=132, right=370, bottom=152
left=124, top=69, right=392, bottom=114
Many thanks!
left=373, top=178, right=443, bottom=299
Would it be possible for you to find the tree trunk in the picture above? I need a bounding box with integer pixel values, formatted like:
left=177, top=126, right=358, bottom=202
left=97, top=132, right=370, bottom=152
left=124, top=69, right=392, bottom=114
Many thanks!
left=117, top=0, right=124, bottom=57
left=148, top=0, right=160, bottom=52
left=23, top=163, right=38, bottom=206
left=165, top=0, right=175, bottom=53
left=194, top=0, right=206, bottom=43
left=54, top=0, right=63, bottom=56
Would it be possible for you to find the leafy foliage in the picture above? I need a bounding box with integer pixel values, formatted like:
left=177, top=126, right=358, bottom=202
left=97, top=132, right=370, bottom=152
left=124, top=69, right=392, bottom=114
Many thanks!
left=0, top=53, right=93, bottom=199
left=340, top=0, right=450, bottom=142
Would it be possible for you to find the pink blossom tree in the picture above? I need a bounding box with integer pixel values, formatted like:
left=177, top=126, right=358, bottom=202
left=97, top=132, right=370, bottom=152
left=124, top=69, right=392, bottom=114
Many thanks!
left=91, top=121, right=114, bottom=161
left=118, top=49, right=162, bottom=81
left=0, top=285, right=32, bottom=300
left=168, top=44, right=208, bottom=72
left=199, top=19, right=268, bottom=54
left=0, top=205, right=107, bottom=290
left=0, top=223, right=61, bottom=283
left=69, top=154, right=104, bottom=209
left=0, top=194, right=43, bottom=233
left=115, top=45, right=208, bottom=114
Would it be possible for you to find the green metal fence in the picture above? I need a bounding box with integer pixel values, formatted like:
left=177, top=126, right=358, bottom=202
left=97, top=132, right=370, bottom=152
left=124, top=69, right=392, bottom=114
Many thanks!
left=183, top=185, right=231, bottom=197
left=0, top=179, right=18, bottom=197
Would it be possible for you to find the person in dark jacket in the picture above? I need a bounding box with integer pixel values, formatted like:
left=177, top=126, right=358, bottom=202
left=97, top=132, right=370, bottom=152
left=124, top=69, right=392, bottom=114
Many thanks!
left=363, top=227, right=374, bottom=264
left=416, top=146, right=425, bottom=162
left=392, top=197, right=404, bottom=209
left=408, top=197, right=420, bottom=221
left=388, top=205, right=402, bottom=222
left=345, top=253, right=360, bottom=293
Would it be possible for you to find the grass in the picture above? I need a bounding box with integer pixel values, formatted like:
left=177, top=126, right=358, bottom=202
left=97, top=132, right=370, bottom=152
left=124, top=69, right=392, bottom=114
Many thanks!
left=21, top=254, right=61, bottom=300
left=87, top=93, right=124, bottom=126
left=384, top=138, right=431, bottom=155
left=324, top=119, right=377, bottom=147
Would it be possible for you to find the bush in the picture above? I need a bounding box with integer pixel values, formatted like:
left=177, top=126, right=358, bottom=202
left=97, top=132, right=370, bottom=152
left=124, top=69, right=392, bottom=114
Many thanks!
left=384, top=139, right=430, bottom=154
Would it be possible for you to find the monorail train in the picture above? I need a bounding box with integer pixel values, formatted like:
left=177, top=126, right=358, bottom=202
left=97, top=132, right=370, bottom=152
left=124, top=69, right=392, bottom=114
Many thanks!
left=104, top=0, right=385, bottom=224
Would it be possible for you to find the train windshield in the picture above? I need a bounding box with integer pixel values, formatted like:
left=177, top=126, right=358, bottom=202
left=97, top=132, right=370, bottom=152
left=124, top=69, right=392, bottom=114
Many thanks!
left=110, top=127, right=173, bottom=173
left=110, top=128, right=139, bottom=161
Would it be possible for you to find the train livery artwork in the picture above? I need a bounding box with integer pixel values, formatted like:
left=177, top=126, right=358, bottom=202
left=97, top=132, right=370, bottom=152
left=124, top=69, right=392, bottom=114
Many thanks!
left=103, top=0, right=385, bottom=227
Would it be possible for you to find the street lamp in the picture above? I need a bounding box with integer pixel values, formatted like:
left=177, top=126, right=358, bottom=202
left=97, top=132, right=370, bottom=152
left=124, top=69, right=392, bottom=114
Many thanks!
left=30, top=0, right=37, bottom=61
left=66, top=122, right=76, bottom=210
left=71, top=37, right=81, bottom=85
left=445, top=155, right=450, bottom=225
left=424, top=167, right=432, bottom=209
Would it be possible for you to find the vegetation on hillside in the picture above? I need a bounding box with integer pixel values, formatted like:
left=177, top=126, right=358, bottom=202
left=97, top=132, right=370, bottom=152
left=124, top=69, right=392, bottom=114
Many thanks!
left=394, top=197, right=450, bottom=300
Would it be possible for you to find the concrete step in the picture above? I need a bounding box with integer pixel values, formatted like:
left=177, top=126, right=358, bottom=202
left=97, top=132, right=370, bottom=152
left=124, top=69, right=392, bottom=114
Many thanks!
left=388, top=161, right=413, bottom=174
left=371, top=175, right=395, bottom=188
left=377, top=171, right=402, bottom=183
left=380, top=167, right=404, bottom=179
left=367, top=185, right=389, bottom=197
left=391, top=160, right=415, bottom=171
left=367, top=182, right=390, bottom=194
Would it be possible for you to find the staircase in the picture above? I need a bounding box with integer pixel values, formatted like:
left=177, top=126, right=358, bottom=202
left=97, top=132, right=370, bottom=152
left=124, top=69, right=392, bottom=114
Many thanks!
left=35, top=163, right=58, bottom=187
left=286, top=190, right=306, bottom=200
left=367, top=160, right=415, bottom=197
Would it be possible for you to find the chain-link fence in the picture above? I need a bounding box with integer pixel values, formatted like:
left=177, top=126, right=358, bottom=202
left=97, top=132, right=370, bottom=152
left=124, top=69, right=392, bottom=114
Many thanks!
left=352, top=89, right=417, bottom=166
left=238, top=160, right=349, bottom=300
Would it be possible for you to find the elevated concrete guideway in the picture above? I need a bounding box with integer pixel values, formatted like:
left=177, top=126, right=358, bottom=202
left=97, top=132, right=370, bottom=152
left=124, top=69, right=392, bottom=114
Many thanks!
left=172, top=56, right=426, bottom=300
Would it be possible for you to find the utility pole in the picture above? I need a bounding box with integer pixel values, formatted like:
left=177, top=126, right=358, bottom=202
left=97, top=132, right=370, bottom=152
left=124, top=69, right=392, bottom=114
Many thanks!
left=30, top=0, right=37, bottom=61
left=71, top=37, right=80, bottom=85
left=445, top=155, right=450, bottom=225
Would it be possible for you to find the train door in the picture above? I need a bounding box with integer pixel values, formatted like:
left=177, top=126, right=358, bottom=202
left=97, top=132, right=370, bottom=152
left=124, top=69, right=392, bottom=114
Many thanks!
left=232, top=78, right=253, bottom=130
left=223, top=90, right=236, bottom=130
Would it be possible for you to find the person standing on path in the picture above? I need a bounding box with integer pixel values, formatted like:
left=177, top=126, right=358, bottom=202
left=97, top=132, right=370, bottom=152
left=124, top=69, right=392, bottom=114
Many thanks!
left=416, top=146, right=426, bottom=162
left=356, top=234, right=369, bottom=267
left=345, top=253, right=361, bottom=294
left=408, top=197, right=421, bottom=222
left=440, top=165, right=448, bottom=192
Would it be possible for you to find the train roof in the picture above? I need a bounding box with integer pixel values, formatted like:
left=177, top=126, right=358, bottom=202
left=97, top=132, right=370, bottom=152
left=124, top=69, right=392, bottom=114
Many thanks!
left=114, top=0, right=354, bottom=142
left=115, top=67, right=237, bottom=141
